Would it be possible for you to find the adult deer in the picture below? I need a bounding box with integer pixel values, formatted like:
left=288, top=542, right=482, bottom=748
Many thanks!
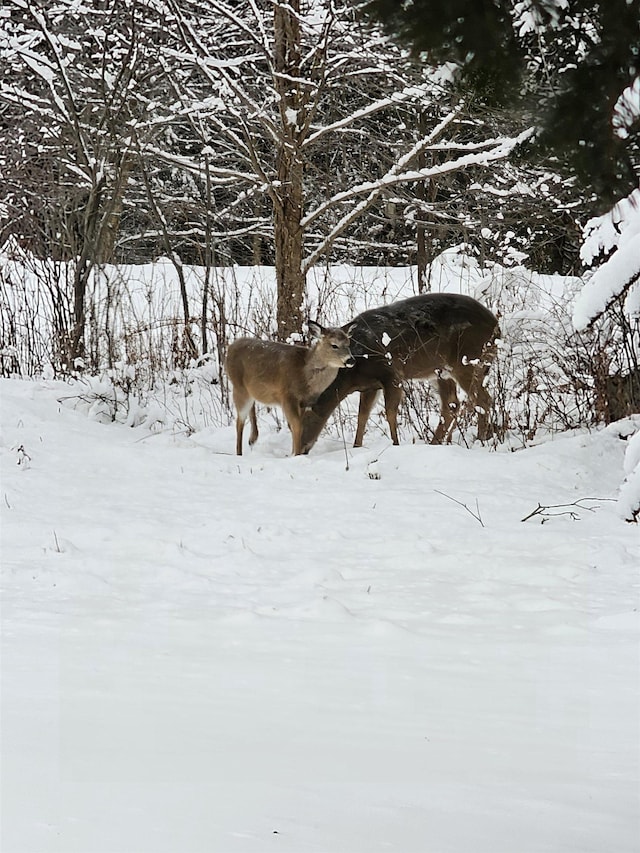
left=300, top=293, right=500, bottom=453
left=226, top=321, right=355, bottom=456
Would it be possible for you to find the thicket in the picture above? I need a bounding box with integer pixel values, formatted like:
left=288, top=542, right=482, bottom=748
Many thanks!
left=0, top=0, right=638, bottom=454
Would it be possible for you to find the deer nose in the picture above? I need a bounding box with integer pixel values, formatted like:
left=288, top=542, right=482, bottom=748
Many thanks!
left=344, top=356, right=356, bottom=368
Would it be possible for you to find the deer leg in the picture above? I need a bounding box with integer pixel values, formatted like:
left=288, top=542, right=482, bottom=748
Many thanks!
left=248, top=403, right=259, bottom=446
left=474, top=382, right=494, bottom=441
left=432, top=376, right=459, bottom=444
left=453, top=364, right=494, bottom=441
left=233, top=389, right=253, bottom=455
left=235, top=415, right=245, bottom=455
left=382, top=380, right=403, bottom=445
left=354, top=388, right=379, bottom=447
left=283, top=398, right=304, bottom=456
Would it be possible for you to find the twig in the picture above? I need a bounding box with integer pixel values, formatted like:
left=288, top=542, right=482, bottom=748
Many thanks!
left=338, top=404, right=350, bottom=471
left=434, top=489, right=485, bottom=527
left=521, top=497, right=613, bottom=523
left=52, top=530, right=63, bottom=553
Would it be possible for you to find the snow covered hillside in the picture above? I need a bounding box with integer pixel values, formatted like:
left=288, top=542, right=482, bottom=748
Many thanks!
left=1, top=378, right=639, bottom=853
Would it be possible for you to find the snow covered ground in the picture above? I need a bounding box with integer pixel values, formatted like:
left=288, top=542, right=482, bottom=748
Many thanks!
left=1, top=378, right=639, bottom=853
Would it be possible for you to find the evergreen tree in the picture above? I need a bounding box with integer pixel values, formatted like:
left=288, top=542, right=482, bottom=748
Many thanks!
left=359, top=0, right=640, bottom=202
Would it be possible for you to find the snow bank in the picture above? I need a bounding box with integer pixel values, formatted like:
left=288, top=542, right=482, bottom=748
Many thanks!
left=1, top=378, right=639, bottom=852
left=613, top=416, right=640, bottom=522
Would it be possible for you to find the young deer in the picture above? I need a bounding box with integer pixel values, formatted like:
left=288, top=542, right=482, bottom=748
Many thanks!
left=226, top=321, right=355, bottom=456
left=300, top=293, right=500, bottom=453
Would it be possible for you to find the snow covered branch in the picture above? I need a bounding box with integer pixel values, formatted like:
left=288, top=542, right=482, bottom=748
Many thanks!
left=573, top=189, right=640, bottom=330
left=302, top=125, right=533, bottom=270
left=304, top=83, right=435, bottom=148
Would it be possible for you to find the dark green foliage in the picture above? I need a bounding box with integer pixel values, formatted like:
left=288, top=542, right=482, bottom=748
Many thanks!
left=363, top=0, right=524, bottom=99
left=539, top=0, right=640, bottom=201
left=360, top=0, right=640, bottom=203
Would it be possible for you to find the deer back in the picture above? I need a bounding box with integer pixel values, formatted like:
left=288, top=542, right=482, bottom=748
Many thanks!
left=348, top=293, right=499, bottom=378
left=226, top=338, right=311, bottom=406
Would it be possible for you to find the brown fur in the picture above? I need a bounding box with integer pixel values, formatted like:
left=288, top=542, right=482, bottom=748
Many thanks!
left=300, top=294, right=500, bottom=452
left=226, top=322, right=355, bottom=455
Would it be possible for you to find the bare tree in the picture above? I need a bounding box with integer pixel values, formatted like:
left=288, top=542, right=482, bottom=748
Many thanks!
left=0, top=0, right=179, bottom=368
left=158, top=0, right=530, bottom=338
left=1, top=0, right=541, bottom=351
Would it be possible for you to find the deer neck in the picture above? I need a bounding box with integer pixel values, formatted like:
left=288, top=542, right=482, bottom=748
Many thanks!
left=304, top=349, right=338, bottom=399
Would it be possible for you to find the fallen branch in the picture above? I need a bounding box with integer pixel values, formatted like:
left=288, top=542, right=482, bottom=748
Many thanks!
left=521, top=497, right=614, bottom=523
left=434, top=489, right=484, bottom=527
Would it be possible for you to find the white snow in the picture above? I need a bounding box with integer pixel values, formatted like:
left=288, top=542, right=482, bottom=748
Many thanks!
left=2, top=378, right=639, bottom=853
left=573, top=190, right=640, bottom=518
left=574, top=189, right=640, bottom=331
left=285, top=107, right=298, bottom=127
left=614, top=77, right=640, bottom=139
left=617, top=418, right=640, bottom=523
left=580, top=188, right=640, bottom=268
left=572, top=231, right=640, bottom=331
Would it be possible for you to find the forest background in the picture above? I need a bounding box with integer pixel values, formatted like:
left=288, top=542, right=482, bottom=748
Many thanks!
left=0, top=0, right=639, bottom=513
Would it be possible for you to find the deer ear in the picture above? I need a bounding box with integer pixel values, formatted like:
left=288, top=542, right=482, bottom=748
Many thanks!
left=307, top=320, right=324, bottom=339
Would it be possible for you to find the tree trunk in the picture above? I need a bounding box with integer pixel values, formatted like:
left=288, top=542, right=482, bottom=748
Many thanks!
left=416, top=208, right=428, bottom=293
left=68, top=177, right=104, bottom=369
left=68, top=154, right=135, bottom=369
left=274, top=149, right=304, bottom=340
left=96, top=153, right=135, bottom=264
left=252, top=196, right=263, bottom=266
left=273, top=0, right=305, bottom=340
left=416, top=111, right=432, bottom=293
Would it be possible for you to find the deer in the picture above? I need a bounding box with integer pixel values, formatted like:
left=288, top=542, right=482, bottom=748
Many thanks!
left=299, top=293, right=500, bottom=454
left=225, top=320, right=356, bottom=456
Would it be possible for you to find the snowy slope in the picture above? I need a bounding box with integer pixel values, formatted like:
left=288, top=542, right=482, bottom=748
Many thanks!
left=1, top=379, right=639, bottom=853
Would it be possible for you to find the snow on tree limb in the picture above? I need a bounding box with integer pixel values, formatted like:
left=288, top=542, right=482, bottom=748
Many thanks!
left=580, top=189, right=640, bottom=265
left=573, top=188, right=640, bottom=330
left=304, top=83, right=435, bottom=147
left=572, top=234, right=640, bottom=331
left=302, top=125, right=533, bottom=269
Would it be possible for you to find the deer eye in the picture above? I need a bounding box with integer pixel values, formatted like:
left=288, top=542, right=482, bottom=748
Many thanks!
left=331, top=343, right=339, bottom=349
